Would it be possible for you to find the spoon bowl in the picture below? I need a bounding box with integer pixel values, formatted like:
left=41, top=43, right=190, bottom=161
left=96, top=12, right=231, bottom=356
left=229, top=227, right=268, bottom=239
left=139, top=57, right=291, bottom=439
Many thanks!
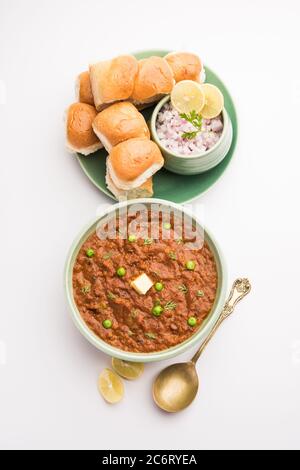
left=153, top=361, right=198, bottom=412
left=152, top=278, right=251, bottom=413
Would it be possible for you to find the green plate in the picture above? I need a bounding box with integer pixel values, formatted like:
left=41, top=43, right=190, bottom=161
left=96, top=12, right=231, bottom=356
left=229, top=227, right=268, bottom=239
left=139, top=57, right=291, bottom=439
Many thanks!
left=77, top=49, right=237, bottom=203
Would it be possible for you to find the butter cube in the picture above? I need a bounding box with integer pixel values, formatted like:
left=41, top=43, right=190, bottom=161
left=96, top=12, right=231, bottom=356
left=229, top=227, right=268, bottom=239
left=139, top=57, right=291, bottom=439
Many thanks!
left=131, top=273, right=153, bottom=295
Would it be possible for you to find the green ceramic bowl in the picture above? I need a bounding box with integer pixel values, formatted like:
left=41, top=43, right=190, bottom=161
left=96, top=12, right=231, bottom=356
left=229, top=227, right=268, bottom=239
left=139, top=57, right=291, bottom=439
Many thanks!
left=64, top=199, right=227, bottom=362
left=151, top=96, right=233, bottom=175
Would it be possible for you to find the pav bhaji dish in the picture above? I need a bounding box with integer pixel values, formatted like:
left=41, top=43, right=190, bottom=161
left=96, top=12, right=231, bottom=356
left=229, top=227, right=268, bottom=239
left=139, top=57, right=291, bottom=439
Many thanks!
left=64, top=51, right=237, bottom=406
left=72, top=209, right=218, bottom=353
left=65, top=51, right=226, bottom=199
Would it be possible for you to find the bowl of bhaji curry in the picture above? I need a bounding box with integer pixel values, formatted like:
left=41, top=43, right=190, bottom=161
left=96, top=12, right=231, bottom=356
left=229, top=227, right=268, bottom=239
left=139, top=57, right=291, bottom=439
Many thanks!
left=64, top=199, right=227, bottom=362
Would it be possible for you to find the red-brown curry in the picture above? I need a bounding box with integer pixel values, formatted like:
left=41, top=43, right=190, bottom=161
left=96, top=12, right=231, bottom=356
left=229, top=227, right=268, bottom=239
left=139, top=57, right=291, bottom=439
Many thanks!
left=72, top=211, right=218, bottom=353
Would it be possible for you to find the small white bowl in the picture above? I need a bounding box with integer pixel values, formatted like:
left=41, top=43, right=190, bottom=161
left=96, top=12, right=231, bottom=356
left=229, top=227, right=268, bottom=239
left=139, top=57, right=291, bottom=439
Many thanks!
left=151, top=96, right=233, bottom=175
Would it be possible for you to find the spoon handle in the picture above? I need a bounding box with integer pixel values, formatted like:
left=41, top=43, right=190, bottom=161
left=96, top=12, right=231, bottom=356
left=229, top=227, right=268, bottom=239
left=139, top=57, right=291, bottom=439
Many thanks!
left=191, top=278, right=251, bottom=364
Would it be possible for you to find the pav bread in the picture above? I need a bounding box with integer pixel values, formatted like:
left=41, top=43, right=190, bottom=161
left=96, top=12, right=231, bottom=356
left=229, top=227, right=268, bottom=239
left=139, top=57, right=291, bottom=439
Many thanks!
left=107, top=138, right=164, bottom=190
left=92, top=101, right=150, bottom=152
left=66, top=103, right=103, bottom=155
left=131, top=56, right=174, bottom=106
left=165, top=52, right=203, bottom=83
left=106, top=169, right=153, bottom=200
left=75, top=71, right=94, bottom=105
left=89, top=55, right=138, bottom=111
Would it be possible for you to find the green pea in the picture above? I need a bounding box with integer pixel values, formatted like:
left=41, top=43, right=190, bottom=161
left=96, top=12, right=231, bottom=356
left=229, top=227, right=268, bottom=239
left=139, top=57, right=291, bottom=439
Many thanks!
left=102, top=319, right=112, bottom=329
left=186, top=260, right=196, bottom=271
left=187, top=316, right=197, bottom=327
left=152, top=305, right=164, bottom=317
left=163, top=222, right=172, bottom=230
left=86, top=248, right=95, bottom=258
left=117, top=267, right=126, bottom=277
left=155, top=282, right=164, bottom=292
left=128, top=234, right=137, bottom=243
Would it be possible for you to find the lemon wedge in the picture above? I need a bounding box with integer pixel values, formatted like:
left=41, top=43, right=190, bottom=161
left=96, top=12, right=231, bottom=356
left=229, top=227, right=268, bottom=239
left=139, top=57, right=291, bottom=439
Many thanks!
left=112, top=357, right=144, bottom=380
left=200, top=83, right=224, bottom=119
left=97, top=368, right=124, bottom=404
left=171, top=80, right=205, bottom=114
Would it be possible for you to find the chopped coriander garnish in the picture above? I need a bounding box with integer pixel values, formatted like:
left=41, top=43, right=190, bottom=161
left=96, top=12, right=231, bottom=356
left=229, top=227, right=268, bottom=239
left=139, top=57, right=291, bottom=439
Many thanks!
left=103, top=251, right=113, bottom=260
left=182, top=131, right=198, bottom=140
left=180, top=110, right=203, bottom=140
left=176, top=237, right=183, bottom=244
left=145, top=332, right=157, bottom=339
left=168, top=251, right=177, bottom=260
left=107, top=291, right=116, bottom=301
left=164, top=300, right=177, bottom=311
left=130, top=309, right=138, bottom=319
left=144, top=238, right=153, bottom=245
left=178, top=284, right=188, bottom=294
left=197, top=290, right=204, bottom=297
left=81, top=285, right=91, bottom=295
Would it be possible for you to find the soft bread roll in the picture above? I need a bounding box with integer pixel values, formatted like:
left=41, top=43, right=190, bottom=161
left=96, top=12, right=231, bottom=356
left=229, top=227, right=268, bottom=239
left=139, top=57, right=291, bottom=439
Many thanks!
left=165, top=52, right=202, bottom=83
left=75, top=71, right=94, bottom=105
left=89, top=55, right=138, bottom=111
left=131, top=56, right=174, bottom=105
left=106, top=168, right=153, bottom=200
left=92, top=101, right=150, bottom=152
left=66, top=103, right=103, bottom=155
left=107, top=138, right=164, bottom=190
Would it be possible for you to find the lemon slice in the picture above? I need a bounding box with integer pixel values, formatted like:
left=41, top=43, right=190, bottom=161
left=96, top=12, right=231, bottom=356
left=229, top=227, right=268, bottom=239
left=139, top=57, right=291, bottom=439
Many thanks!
left=97, top=368, right=124, bottom=404
left=112, top=357, right=144, bottom=380
left=171, top=80, right=205, bottom=114
left=200, top=84, right=224, bottom=119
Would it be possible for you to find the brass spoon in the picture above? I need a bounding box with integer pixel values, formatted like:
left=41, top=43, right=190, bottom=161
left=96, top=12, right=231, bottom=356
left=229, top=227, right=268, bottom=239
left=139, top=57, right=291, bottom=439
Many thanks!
left=153, top=278, right=251, bottom=413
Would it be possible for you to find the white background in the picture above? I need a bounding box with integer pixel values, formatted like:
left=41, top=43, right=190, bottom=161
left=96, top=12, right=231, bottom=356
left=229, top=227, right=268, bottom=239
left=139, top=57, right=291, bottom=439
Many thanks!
left=0, top=0, right=299, bottom=451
